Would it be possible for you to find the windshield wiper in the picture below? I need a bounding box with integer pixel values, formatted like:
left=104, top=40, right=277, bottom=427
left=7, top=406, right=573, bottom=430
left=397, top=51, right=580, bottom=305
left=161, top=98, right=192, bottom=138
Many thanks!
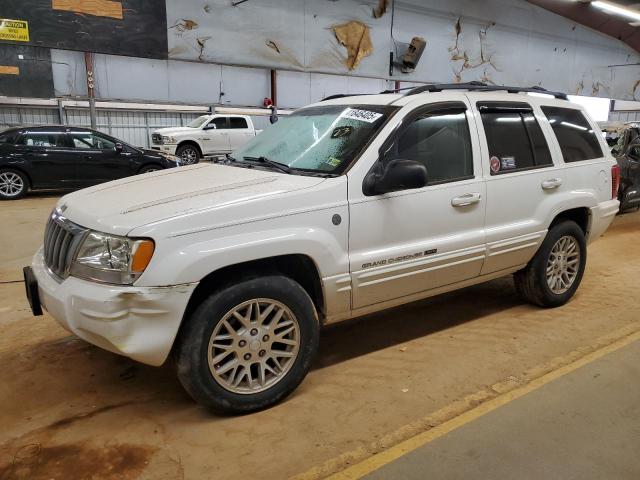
left=242, top=156, right=292, bottom=174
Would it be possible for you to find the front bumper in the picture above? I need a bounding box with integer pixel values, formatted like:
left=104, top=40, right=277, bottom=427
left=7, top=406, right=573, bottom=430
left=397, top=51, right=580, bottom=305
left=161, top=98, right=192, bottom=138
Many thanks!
left=30, top=247, right=197, bottom=366
left=151, top=144, right=178, bottom=155
left=589, top=198, right=620, bottom=243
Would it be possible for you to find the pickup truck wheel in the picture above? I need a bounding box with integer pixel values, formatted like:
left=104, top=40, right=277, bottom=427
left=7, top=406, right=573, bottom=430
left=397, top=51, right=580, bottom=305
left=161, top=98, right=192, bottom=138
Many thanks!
left=514, top=220, right=586, bottom=308
left=0, top=169, right=28, bottom=200
left=175, top=144, right=200, bottom=165
left=176, top=275, right=319, bottom=413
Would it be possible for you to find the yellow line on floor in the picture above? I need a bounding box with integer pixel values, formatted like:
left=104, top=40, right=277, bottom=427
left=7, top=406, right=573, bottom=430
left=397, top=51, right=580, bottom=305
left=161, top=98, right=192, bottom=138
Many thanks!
left=323, top=329, right=640, bottom=480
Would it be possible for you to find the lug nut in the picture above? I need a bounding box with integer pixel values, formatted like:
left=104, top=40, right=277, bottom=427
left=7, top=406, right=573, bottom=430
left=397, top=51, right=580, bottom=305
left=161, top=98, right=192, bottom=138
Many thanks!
left=239, top=340, right=247, bottom=347
left=244, top=353, right=251, bottom=361
left=262, top=335, right=269, bottom=342
left=250, top=328, right=258, bottom=336
left=259, top=350, right=266, bottom=357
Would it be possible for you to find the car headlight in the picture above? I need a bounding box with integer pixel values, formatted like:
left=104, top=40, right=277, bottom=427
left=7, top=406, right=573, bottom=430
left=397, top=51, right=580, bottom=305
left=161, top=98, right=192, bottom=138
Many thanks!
left=70, top=231, right=155, bottom=285
left=159, top=152, right=181, bottom=165
left=162, top=136, right=177, bottom=144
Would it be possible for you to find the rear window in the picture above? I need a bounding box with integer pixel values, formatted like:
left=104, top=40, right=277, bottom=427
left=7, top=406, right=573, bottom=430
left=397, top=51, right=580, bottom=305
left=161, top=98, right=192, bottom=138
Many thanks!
left=478, top=102, right=553, bottom=175
left=541, top=107, right=603, bottom=162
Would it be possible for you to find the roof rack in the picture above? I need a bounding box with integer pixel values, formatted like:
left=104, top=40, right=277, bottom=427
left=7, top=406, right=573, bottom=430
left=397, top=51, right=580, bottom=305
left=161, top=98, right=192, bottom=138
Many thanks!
left=402, top=82, right=569, bottom=100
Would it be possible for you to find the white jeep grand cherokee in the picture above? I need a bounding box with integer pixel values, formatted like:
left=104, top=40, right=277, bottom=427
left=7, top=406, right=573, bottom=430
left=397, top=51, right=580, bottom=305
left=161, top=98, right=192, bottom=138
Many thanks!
left=24, top=84, right=620, bottom=413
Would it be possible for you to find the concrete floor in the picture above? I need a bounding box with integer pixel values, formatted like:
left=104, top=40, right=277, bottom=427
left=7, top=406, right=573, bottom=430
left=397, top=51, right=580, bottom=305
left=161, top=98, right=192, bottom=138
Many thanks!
left=365, top=337, right=640, bottom=480
left=0, top=196, right=639, bottom=480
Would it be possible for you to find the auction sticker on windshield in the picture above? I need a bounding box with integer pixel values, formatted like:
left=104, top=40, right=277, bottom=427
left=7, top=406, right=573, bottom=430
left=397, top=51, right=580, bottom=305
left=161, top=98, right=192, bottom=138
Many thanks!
left=341, top=108, right=383, bottom=123
left=0, top=19, right=29, bottom=42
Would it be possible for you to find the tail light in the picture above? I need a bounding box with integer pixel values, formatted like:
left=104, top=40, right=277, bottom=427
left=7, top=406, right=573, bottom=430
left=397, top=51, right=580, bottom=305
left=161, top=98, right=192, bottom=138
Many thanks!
left=611, top=164, right=621, bottom=199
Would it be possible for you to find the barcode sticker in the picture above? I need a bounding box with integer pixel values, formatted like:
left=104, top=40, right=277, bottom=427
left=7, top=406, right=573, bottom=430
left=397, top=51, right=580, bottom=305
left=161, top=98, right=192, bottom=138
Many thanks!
left=341, top=108, right=383, bottom=123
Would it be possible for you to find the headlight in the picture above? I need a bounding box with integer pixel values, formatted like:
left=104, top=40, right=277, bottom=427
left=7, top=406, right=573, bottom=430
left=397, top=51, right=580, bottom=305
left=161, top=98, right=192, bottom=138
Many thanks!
left=159, top=152, right=181, bottom=165
left=162, top=136, right=177, bottom=144
left=70, top=231, right=155, bottom=285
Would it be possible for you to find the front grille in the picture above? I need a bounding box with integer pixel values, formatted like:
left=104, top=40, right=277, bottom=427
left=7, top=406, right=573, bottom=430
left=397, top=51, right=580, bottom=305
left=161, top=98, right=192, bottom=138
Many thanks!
left=152, top=133, right=163, bottom=145
left=43, top=210, right=87, bottom=280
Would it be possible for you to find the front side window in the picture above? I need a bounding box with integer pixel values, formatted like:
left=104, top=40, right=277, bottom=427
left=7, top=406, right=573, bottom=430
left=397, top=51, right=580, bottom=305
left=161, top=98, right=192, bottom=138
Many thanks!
left=20, top=131, right=67, bottom=148
left=478, top=102, right=552, bottom=175
left=208, top=117, right=228, bottom=129
left=69, top=131, right=116, bottom=150
left=229, top=117, right=248, bottom=129
left=187, top=115, right=210, bottom=128
left=232, top=104, right=396, bottom=174
left=382, top=104, right=473, bottom=184
left=0, top=129, right=19, bottom=144
left=541, top=106, right=603, bottom=162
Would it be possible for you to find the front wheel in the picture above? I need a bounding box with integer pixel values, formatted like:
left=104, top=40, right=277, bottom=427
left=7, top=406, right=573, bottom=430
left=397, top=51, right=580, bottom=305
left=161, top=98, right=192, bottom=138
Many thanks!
left=175, top=275, right=319, bottom=413
left=514, top=220, right=587, bottom=308
left=175, top=144, right=201, bottom=165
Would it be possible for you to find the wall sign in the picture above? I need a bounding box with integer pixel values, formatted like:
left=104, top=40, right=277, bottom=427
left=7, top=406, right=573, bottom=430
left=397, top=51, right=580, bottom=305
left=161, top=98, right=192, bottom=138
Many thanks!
left=0, top=19, right=29, bottom=42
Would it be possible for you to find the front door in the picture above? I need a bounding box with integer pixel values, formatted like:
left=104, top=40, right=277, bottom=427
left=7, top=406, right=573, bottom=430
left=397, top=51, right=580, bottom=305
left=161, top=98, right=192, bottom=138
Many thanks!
left=202, top=117, right=231, bottom=154
left=348, top=101, right=486, bottom=310
left=67, top=130, right=133, bottom=186
left=17, top=129, right=78, bottom=189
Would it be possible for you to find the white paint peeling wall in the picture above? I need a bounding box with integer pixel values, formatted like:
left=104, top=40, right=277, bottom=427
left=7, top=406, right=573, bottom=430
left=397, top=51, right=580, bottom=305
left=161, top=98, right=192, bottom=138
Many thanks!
left=52, top=0, right=640, bottom=107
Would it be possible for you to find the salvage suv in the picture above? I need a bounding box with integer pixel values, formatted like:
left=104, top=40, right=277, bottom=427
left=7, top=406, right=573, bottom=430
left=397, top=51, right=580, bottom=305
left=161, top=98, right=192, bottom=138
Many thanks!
left=24, top=83, right=620, bottom=413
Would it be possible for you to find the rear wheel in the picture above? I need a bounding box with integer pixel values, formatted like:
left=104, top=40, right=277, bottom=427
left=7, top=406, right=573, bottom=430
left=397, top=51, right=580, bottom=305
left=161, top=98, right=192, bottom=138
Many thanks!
left=176, top=144, right=201, bottom=165
left=514, top=220, right=586, bottom=307
left=176, top=275, right=319, bottom=413
left=0, top=169, right=28, bottom=200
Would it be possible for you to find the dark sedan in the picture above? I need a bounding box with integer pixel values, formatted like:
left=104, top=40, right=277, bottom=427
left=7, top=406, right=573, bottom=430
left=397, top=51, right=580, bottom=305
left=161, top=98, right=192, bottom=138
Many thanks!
left=0, top=126, right=181, bottom=200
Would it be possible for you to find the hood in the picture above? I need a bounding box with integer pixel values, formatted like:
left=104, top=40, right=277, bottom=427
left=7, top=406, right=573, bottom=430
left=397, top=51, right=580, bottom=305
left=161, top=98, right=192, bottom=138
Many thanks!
left=154, top=126, right=200, bottom=135
left=58, top=163, right=325, bottom=236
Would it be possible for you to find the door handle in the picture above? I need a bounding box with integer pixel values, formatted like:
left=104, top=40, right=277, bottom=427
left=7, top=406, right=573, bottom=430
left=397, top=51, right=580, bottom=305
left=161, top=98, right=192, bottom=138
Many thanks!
left=541, top=178, right=563, bottom=190
left=451, top=193, right=482, bottom=207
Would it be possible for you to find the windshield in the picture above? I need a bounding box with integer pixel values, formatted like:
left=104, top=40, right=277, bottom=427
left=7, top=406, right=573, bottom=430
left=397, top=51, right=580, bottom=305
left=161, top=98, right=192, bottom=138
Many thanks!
left=232, top=104, right=396, bottom=174
left=187, top=115, right=210, bottom=128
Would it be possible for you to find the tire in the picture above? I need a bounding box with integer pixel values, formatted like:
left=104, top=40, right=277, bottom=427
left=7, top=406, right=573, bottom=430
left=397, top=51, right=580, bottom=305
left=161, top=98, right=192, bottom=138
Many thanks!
left=514, top=220, right=587, bottom=308
left=176, top=275, right=319, bottom=413
left=139, top=165, right=162, bottom=174
left=175, top=144, right=201, bottom=165
left=0, top=168, right=29, bottom=200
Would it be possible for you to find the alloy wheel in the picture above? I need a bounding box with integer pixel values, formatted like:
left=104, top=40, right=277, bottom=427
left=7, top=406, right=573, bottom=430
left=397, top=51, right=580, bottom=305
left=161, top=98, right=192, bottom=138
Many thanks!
left=180, top=148, right=198, bottom=164
left=0, top=172, right=24, bottom=197
left=208, top=298, right=301, bottom=394
left=546, top=235, right=580, bottom=294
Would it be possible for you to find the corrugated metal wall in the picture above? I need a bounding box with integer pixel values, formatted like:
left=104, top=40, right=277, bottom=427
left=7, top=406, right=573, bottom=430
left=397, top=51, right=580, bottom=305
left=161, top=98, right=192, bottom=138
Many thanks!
left=609, top=111, right=640, bottom=123
left=0, top=106, right=284, bottom=148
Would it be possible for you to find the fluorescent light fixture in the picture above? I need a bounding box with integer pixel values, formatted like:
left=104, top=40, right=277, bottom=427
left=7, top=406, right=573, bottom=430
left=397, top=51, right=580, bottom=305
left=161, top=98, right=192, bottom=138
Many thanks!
left=592, top=1, right=640, bottom=22
left=568, top=95, right=611, bottom=122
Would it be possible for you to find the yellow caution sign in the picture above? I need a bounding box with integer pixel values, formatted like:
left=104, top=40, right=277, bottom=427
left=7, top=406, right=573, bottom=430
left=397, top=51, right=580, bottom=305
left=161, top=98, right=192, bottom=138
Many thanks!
left=0, top=19, right=29, bottom=42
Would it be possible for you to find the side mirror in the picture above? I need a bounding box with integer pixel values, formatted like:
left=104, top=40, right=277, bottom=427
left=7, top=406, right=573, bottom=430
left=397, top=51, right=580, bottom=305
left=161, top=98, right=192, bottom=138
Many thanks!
left=114, top=143, right=124, bottom=153
left=363, top=159, right=427, bottom=196
left=204, top=123, right=217, bottom=130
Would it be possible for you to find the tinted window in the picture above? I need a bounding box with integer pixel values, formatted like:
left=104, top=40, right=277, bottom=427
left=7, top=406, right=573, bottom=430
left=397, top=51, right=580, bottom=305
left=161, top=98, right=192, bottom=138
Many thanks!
left=384, top=105, right=473, bottom=184
left=209, top=117, right=228, bottom=129
left=541, top=107, right=603, bottom=162
left=69, top=132, right=116, bottom=150
left=20, top=131, right=68, bottom=147
left=478, top=102, right=552, bottom=175
left=229, top=117, right=248, bottom=129
left=0, top=129, right=19, bottom=144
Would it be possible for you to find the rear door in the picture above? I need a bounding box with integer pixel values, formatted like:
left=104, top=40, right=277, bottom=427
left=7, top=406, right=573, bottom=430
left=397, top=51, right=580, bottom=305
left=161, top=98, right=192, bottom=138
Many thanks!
left=227, top=116, right=254, bottom=149
left=68, top=130, right=134, bottom=186
left=470, top=97, right=563, bottom=275
left=17, top=128, right=78, bottom=189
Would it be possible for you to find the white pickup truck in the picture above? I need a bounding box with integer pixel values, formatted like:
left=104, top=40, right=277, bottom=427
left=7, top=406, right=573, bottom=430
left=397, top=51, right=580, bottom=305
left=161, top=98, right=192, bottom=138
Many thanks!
left=151, top=114, right=261, bottom=164
left=25, top=84, right=620, bottom=414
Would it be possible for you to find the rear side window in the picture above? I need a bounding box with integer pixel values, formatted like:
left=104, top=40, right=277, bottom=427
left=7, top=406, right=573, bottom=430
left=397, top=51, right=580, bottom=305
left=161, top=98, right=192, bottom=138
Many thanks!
left=229, top=117, right=248, bottom=129
left=541, top=107, right=603, bottom=162
left=478, top=102, right=553, bottom=175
